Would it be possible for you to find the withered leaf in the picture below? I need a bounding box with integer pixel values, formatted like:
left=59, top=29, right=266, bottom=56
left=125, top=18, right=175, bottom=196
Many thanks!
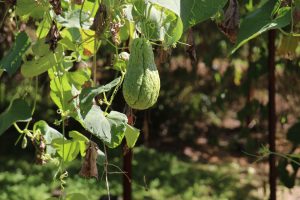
left=79, top=141, right=99, bottom=179
left=34, top=135, right=47, bottom=165
left=186, top=28, right=197, bottom=64
left=90, top=4, right=107, bottom=38
left=277, top=35, right=299, bottom=60
left=157, top=47, right=171, bottom=66
left=45, top=21, right=62, bottom=52
left=49, top=0, right=62, bottom=15
left=110, top=22, right=121, bottom=45
left=218, top=0, right=239, bottom=43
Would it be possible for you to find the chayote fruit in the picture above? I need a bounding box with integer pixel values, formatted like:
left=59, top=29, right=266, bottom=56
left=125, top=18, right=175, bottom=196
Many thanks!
left=122, top=38, right=160, bottom=110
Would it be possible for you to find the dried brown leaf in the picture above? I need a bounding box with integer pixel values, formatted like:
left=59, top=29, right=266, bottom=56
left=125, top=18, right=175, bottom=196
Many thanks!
left=45, top=21, right=61, bottom=52
left=218, top=0, right=239, bottom=43
left=186, top=28, right=197, bottom=63
left=79, top=141, right=99, bottom=179
left=90, top=4, right=107, bottom=38
left=49, top=0, right=62, bottom=15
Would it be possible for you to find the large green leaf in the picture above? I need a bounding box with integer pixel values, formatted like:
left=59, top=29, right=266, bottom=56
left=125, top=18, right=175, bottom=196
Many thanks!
left=82, top=105, right=111, bottom=143
left=132, top=2, right=183, bottom=46
left=21, top=44, right=64, bottom=78
left=21, top=53, right=56, bottom=78
left=33, top=120, right=63, bottom=155
left=16, top=0, right=49, bottom=19
left=52, top=138, right=80, bottom=162
left=49, top=68, right=91, bottom=117
left=52, top=131, right=88, bottom=162
left=0, top=99, right=31, bottom=135
left=0, top=32, right=31, bottom=76
left=149, top=0, right=228, bottom=31
left=56, top=10, right=92, bottom=29
left=69, top=130, right=89, bottom=156
left=60, top=28, right=96, bottom=58
left=231, top=1, right=291, bottom=53
left=105, top=111, right=128, bottom=148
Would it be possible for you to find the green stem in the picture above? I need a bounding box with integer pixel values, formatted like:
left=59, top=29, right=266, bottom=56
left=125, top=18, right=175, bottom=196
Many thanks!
left=13, top=123, right=24, bottom=134
left=279, top=28, right=300, bottom=37
left=53, top=53, right=66, bottom=186
left=104, top=71, right=125, bottom=113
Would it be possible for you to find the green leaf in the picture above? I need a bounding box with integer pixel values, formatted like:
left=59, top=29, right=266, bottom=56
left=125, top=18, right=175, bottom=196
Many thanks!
left=0, top=99, right=31, bottom=136
left=16, top=0, right=49, bottom=19
left=52, top=138, right=80, bottom=162
left=49, top=68, right=91, bottom=116
left=52, top=130, right=89, bottom=162
left=21, top=53, right=55, bottom=78
left=287, top=121, right=300, bottom=145
left=132, top=2, right=183, bottom=46
left=82, top=105, right=111, bottom=143
left=56, top=10, right=92, bottom=29
left=33, top=120, right=63, bottom=155
left=149, top=0, right=228, bottom=31
left=278, top=159, right=297, bottom=189
left=60, top=28, right=96, bottom=58
left=79, top=77, right=121, bottom=114
left=105, top=111, right=128, bottom=148
left=231, top=1, right=291, bottom=53
left=96, top=149, right=106, bottom=166
left=66, top=193, right=89, bottom=200
left=69, top=130, right=89, bottom=156
left=124, top=124, right=140, bottom=148
left=32, top=38, right=52, bottom=57
left=0, top=32, right=31, bottom=76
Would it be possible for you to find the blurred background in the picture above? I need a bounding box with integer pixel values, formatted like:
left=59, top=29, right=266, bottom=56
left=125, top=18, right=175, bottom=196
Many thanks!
left=1, top=1, right=300, bottom=200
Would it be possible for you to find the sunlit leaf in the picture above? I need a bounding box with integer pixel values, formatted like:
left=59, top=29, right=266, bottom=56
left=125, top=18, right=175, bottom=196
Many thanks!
left=52, top=138, right=80, bottom=162
left=69, top=130, right=89, bottom=156
left=82, top=105, right=111, bottom=143
left=56, top=9, right=92, bottom=29
left=105, top=111, right=128, bottom=148
left=132, top=2, right=183, bottom=46
left=149, top=0, right=228, bottom=31
left=51, top=130, right=89, bottom=162
left=124, top=124, right=140, bottom=148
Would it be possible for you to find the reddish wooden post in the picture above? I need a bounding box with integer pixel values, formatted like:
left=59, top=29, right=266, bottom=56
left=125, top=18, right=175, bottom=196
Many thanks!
left=123, top=109, right=133, bottom=200
left=268, top=29, right=277, bottom=200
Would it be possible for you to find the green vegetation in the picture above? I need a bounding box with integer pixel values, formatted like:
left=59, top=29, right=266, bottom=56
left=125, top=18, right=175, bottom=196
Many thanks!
left=0, top=147, right=258, bottom=200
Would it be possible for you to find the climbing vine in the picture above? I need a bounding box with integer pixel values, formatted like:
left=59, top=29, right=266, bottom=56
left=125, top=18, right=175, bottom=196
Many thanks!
left=1, top=0, right=300, bottom=199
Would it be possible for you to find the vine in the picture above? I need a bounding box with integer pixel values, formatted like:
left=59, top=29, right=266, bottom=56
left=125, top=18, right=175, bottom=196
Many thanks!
left=0, top=0, right=300, bottom=199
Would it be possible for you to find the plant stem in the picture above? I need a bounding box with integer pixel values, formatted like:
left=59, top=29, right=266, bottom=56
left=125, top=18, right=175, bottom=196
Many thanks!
left=103, top=142, right=111, bottom=200
left=104, top=72, right=125, bottom=113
